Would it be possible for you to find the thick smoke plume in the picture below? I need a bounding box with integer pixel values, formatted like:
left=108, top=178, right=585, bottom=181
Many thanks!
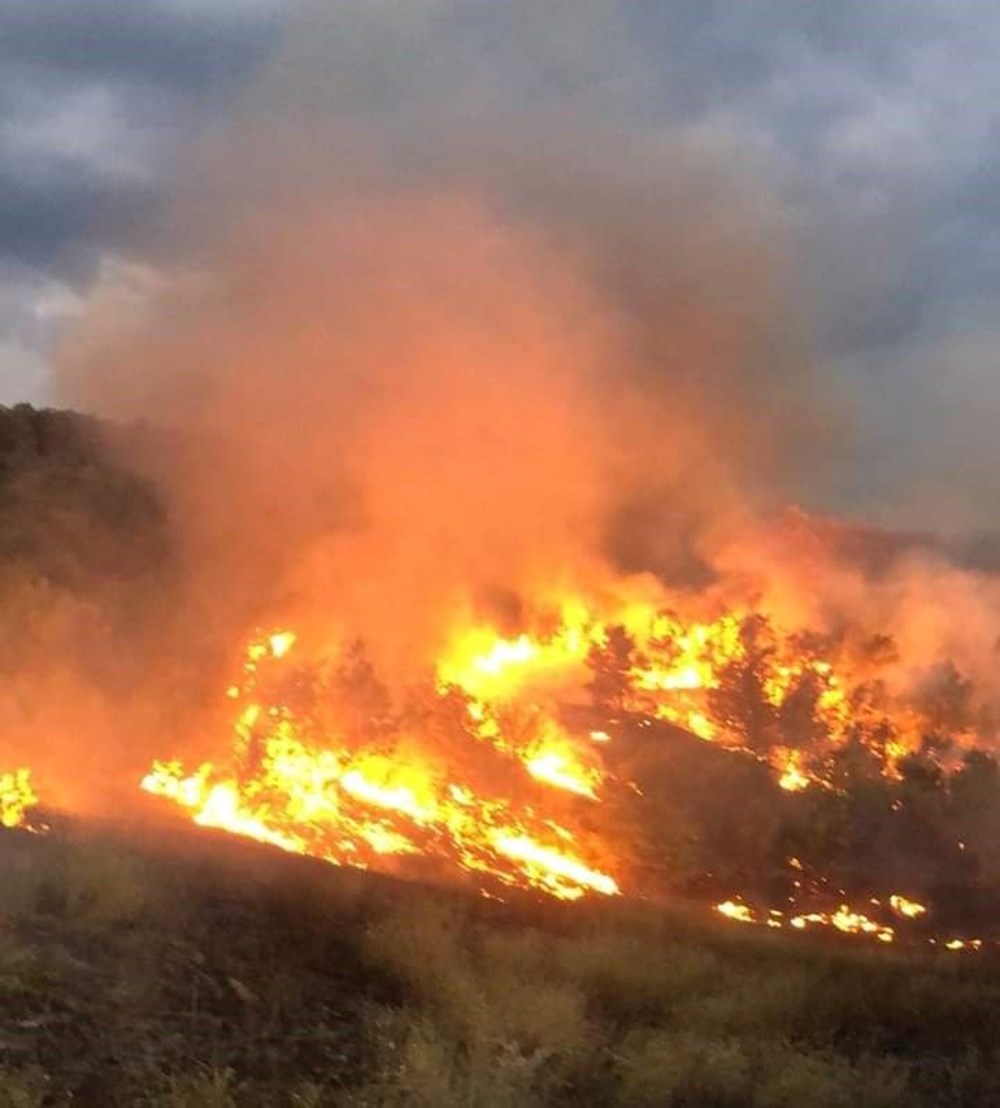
left=44, top=3, right=1000, bottom=803
left=57, top=5, right=823, bottom=676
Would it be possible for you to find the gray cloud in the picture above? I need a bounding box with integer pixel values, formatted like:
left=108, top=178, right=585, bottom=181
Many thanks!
left=0, top=1, right=282, bottom=95
left=0, top=0, right=283, bottom=398
left=619, top=1, right=1000, bottom=528
left=4, top=0, right=1000, bottom=532
left=628, top=2, right=1000, bottom=330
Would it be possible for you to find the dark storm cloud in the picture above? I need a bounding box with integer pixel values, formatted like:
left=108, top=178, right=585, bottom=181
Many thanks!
left=0, top=158, right=156, bottom=272
left=628, top=0, right=1000, bottom=345
left=0, top=0, right=282, bottom=265
left=616, top=0, right=1000, bottom=528
left=0, top=1, right=282, bottom=95
left=251, top=1, right=1000, bottom=384
left=0, top=0, right=283, bottom=398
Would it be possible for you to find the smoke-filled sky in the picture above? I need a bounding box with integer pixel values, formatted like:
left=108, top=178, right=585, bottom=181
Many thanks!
left=4, top=1, right=1000, bottom=530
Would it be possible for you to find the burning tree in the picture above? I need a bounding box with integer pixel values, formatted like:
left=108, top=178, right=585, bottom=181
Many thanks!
left=586, top=625, right=640, bottom=717
left=707, top=614, right=780, bottom=754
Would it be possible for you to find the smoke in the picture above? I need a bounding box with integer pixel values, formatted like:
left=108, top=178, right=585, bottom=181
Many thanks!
left=56, top=2, right=833, bottom=681
left=22, top=11, right=1000, bottom=945
left=697, top=508, right=1000, bottom=717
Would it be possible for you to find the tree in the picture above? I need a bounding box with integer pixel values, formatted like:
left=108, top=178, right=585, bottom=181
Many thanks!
left=778, top=669, right=827, bottom=752
left=586, top=625, right=638, bottom=717
left=948, top=750, right=1000, bottom=883
left=320, top=637, right=393, bottom=744
left=707, top=614, right=779, bottom=754
left=914, top=661, right=974, bottom=740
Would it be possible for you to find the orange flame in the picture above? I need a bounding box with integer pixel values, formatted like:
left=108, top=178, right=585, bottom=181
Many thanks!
left=713, top=889, right=939, bottom=947
left=1, top=768, right=37, bottom=830
left=136, top=583, right=983, bottom=907
left=141, top=631, right=618, bottom=901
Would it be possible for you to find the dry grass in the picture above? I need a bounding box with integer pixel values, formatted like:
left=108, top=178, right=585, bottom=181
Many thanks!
left=151, top=1067, right=239, bottom=1108
left=2, top=821, right=1000, bottom=1104
left=0, top=1066, right=48, bottom=1108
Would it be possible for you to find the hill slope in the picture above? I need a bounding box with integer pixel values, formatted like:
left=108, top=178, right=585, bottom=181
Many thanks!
left=2, top=816, right=999, bottom=1107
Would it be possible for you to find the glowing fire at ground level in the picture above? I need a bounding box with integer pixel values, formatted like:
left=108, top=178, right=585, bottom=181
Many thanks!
left=1, top=761, right=991, bottom=952
left=129, top=608, right=1000, bottom=947
left=713, top=896, right=984, bottom=951
left=140, top=754, right=619, bottom=903
left=139, top=622, right=629, bottom=903
left=10, top=584, right=1000, bottom=946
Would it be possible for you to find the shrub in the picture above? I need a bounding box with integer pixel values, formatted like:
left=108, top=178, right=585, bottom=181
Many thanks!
left=675, top=966, right=814, bottom=1039
left=153, top=1066, right=239, bottom=1108
left=62, top=835, right=156, bottom=925
left=617, top=1030, right=751, bottom=1106
left=556, top=931, right=719, bottom=1021
left=0, top=1066, right=47, bottom=1108
left=755, top=1046, right=909, bottom=1108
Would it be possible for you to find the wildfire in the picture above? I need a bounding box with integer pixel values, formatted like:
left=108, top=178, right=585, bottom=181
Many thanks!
left=712, top=890, right=945, bottom=948
left=135, top=581, right=997, bottom=913
left=524, top=748, right=600, bottom=799
left=714, top=898, right=896, bottom=943
left=1, top=768, right=37, bottom=830
left=790, top=907, right=895, bottom=944
left=142, top=631, right=619, bottom=901
left=938, top=938, right=983, bottom=952
left=436, top=595, right=865, bottom=791
left=777, top=749, right=811, bottom=792
left=716, top=899, right=755, bottom=923
left=493, top=834, right=618, bottom=899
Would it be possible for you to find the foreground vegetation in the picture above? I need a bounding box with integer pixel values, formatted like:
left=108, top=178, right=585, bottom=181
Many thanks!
left=0, top=817, right=998, bottom=1106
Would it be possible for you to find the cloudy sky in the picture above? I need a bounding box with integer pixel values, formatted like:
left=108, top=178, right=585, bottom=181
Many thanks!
left=2, top=1, right=999, bottom=528
left=0, top=0, right=283, bottom=397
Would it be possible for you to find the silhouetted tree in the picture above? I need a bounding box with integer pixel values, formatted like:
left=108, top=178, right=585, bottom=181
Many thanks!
left=948, top=750, right=1000, bottom=882
left=778, top=669, right=828, bottom=752
left=707, top=614, right=779, bottom=754
left=914, top=661, right=974, bottom=739
left=586, top=625, right=639, bottom=717
left=312, top=637, right=394, bottom=745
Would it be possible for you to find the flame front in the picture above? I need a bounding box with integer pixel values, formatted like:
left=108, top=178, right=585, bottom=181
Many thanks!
left=137, top=580, right=1000, bottom=910
left=3, top=580, right=994, bottom=944
left=141, top=631, right=619, bottom=901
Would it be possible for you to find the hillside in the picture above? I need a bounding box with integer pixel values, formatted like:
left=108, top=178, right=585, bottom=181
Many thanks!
left=2, top=815, right=1000, bottom=1106
left=3, top=405, right=1000, bottom=1104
